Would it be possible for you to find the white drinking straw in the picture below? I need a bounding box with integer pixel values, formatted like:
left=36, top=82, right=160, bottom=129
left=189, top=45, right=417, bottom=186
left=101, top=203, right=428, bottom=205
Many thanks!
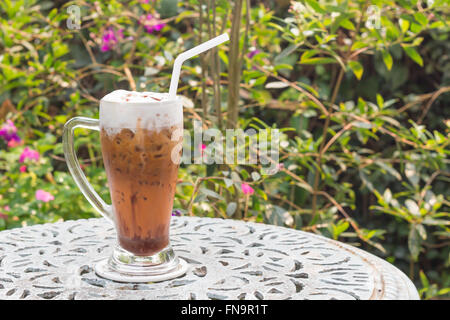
left=168, top=33, right=229, bottom=100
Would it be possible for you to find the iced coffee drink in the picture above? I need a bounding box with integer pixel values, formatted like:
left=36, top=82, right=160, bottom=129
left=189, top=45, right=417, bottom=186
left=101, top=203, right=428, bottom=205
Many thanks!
left=99, top=90, right=183, bottom=256
left=65, top=35, right=228, bottom=281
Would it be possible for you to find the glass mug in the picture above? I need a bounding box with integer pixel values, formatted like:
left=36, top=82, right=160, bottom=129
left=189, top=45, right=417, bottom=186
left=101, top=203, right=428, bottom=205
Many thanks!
left=63, top=90, right=188, bottom=282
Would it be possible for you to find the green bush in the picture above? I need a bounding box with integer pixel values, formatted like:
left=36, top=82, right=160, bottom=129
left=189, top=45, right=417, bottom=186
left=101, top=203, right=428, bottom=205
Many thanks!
left=0, top=0, right=448, bottom=299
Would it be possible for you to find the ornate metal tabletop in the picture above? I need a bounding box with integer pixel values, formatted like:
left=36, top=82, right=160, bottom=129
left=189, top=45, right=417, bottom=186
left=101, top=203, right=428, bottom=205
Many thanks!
left=0, top=216, right=419, bottom=300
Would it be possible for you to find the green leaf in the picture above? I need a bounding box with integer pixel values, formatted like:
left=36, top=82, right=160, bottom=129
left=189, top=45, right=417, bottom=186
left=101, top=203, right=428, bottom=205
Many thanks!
left=382, top=50, right=393, bottom=71
left=351, top=41, right=368, bottom=51
left=274, top=43, right=302, bottom=63
left=419, top=270, right=429, bottom=288
left=353, top=121, right=372, bottom=129
left=265, top=204, right=293, bottom=227
left=412, top=37, right=424, bottom=46
left=219, top=50, right=228, bottom=65
left=300, top=49, right=319, bottom=61
left=332, top=221, right=350, bottom=239
left=416, top=224, right=427, bottom=240
left=253, top=76, right=268, bottom=86
left=376, top=161, right=402, bottom=180
left=251, top=172, right=261, bottom=181
left=268, top=21, right=285, bottom=33
left=274, top=64, right=293, bottom=71
left=422, top=218, right=450, bottom=226
left=433, top=130, right=446, bottom=143
left=199, top=188, right=224, bottom=200
left=297, top=81, right=319, bottom=97
left=48, top=8, right=58, bottom=20
left=359, top=171, right=375, bottom=192
left=265, top=81, right=289, bottom=89
left=159, top=0, right=179, bottom=18
left=52, top=42, right=69, bottom=59
left=175, top=10, right=196, bottom=23
left=383, top=188, right=392, bottom=204
left=256, top=188, right=268, bottom=201
left=305, top=0, right=326, bottom=13
left=376, top=94, right=384, bottom=109
left=399, top=18, right=410, bottom=33
left=413, top=12, right=428, bottom=26
left=402, top=46, right=423, bottom=66
left=438, top=288, right=450, bottom=296
left=405, top=199, right=420, bottom=217
left=404, top=163, right=417, bottom=184
left=340, top=19, right=355, bottom=30
left=226, top=202, right=237, bottom=216
left=408, top=225, right=421, bottom=261
left=410, top=22, right=423, bottom=33
left=299, top=57, right=337, bottom=65
left=430, top=21, right=444, bottom=29
left=348, top=60, right=363, bottom=80
left=224, top=178, right=233, bottom=188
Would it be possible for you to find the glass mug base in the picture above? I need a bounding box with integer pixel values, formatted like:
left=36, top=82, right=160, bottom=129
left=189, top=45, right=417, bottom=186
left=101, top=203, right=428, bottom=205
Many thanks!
left=94, top=244, right=188, bottom=283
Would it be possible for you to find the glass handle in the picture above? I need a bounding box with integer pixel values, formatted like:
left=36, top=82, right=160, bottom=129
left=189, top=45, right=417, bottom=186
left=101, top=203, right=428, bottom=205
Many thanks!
left=63, top=117, right=113, bottom=223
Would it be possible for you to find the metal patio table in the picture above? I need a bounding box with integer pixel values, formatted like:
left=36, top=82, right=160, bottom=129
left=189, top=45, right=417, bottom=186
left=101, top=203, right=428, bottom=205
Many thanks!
left=0, top=216, right=419, bottom=300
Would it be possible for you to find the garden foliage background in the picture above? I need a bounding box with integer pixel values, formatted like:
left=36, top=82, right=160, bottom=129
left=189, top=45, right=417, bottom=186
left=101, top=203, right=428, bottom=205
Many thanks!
left=0, top=0, right=449, bottom=298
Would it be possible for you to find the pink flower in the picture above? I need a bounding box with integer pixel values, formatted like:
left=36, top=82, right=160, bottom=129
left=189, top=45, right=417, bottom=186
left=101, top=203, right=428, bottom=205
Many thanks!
left=101, top=44, right=111, bottom=52
left=0, top=120, right=21, bottom=146
left=241, top=183, right=255, bottom=195
left=200, top=143, right=206, bottom=156
left=7, top=138, right=22, bottom=148
left=19, top=165, right=27, bottom=173
left=141, top=14, right=166, bottom=34
left=247, top=49, right=261, bottom=59
left=35, top=190, right=54, bottom=202
left=0, top=120, right=16, bottom=136
left=19, top=147, right=39, bottom=163
left=100, top=28, right=124, bottom=52
left=0, top=206, right=8, bottom=220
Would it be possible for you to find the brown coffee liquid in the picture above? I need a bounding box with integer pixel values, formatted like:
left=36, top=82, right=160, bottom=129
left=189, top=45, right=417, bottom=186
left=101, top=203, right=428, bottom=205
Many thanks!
left=100, top=123, right=182, bottom=256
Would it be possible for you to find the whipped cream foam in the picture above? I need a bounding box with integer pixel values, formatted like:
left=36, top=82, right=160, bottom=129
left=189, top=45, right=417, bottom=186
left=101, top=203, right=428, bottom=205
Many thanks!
left=100, top=90, right=183, bottom=134
left=101, top=90, right=172, bottom=103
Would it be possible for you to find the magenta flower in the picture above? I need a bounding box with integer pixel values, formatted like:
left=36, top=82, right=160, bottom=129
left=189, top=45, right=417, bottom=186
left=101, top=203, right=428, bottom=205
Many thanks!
left=19, top=165, right=27, bottom=173
left=142, top=14, right=166, bottom=34
left=35, top=190, right=54, bottom=202
left=241, top=183, right=255, bottom=195
left=199, top=143, right=206, bottom=156
left=100, top=28, right=124, bottom=52
left=19, top=147, right=40, bottom=163
left=0, top=120, right=21, bottom=146
left=100, top=44, right=110, bottom=52
left=4, top=206, right=10, bottom=211
left=101, top=29, right=116, bottom=52
left=172, top=209, right=182, bottom=216
left=247, top=49, right=261, bottom=59
left=0, top=120, right=16, bottom=137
